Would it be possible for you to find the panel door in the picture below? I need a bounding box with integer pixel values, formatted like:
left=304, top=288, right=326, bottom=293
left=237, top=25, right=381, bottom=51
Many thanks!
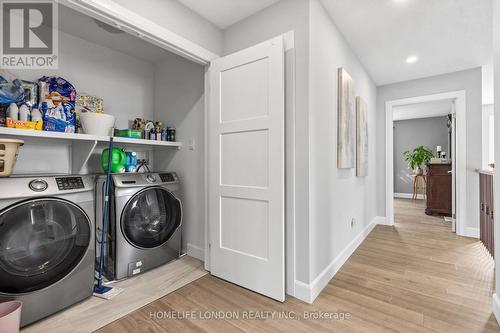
left=208, top=36, right=285, bottom=301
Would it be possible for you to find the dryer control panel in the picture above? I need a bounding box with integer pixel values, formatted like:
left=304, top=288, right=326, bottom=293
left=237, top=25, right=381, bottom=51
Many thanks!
left=55, top=177, right=85, bottom=191
left=111, top=172, right=179, bottom=188
left=159, top=173, right=177, bottom=183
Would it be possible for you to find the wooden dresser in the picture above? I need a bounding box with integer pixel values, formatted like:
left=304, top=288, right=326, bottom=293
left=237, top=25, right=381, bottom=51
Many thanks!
left=425, top=163, right=452, bottom=216
left=479, top=171, right=494, bottom=257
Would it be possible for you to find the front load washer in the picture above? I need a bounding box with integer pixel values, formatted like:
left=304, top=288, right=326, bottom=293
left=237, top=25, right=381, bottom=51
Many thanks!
left=0, top=175, right=95, bottom=327
left=95, top=172, right=182, bottom=280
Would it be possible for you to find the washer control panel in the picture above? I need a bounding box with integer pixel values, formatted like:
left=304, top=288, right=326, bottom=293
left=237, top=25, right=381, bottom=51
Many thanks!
left=55, top=177, right=85, bottom=191
left=112, top=172, right=179, bottom=187
left=159, top=173, right=176, bottom=183
left=29, top=179, right=48, bottom=192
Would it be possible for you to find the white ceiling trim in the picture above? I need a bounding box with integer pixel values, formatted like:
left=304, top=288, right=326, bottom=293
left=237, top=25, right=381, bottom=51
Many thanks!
left=178, top=0, right=280, bottom=29
left=393, top=99, right=453, bottom=121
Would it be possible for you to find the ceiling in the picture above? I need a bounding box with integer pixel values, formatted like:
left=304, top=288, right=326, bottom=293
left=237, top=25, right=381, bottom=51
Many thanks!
left=177, top=0, right=280, bottom=29
left=320, top=0, right=493, bottom=85
left=58, top=5, right=176, bottom=63
left=393, top=99, right=453, bottom=121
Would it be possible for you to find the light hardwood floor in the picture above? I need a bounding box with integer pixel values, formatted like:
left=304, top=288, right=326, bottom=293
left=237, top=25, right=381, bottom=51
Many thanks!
left=22, top=256, right=207, bottom=333
left=98, top=199, right=499, bottom=333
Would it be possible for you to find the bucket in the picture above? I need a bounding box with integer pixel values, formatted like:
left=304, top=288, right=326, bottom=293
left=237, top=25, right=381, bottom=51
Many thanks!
left=0, top=301, right=22, bottom=333
left=0, top=139, right=24, bottom=177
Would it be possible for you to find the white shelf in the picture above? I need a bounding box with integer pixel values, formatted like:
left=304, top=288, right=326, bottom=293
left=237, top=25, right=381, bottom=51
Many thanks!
left=0, top=127, right=181, bottom=174
left=0, top=127, right=182, bottom=149
left=112, top=136, right=182, bottom=148
left=0, top=126, right=107, bottom=142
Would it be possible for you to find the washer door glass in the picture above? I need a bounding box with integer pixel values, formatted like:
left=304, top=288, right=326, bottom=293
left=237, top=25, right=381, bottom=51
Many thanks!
left=121, top=188, right=181, bottom=249
left=0, top=199, right=91, bottom=294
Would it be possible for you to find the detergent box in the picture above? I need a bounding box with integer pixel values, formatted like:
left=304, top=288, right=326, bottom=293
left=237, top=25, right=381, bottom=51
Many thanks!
left=39, top=76, right=77, bottom=133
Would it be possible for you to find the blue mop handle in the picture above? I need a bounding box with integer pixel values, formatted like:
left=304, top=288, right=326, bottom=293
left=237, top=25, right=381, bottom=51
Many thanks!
left=97, top=136, right=114, bottom=289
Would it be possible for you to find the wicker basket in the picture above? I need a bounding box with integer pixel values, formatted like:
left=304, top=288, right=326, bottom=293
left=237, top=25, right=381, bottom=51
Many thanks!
left=0, top=138, right=24, bottom=177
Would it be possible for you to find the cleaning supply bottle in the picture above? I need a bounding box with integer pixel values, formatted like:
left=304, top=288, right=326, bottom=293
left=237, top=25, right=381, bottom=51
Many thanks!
left=31, top=104, right=42, bottom=122
left=19, top=104, right=30, bottom=121
left=101, top=147, right=126, bottom=173
left=125, top=152, right=137, bottom=172
left=155, top=127, right=161, bottom=141
left=7, top=103, right=18, bottom=120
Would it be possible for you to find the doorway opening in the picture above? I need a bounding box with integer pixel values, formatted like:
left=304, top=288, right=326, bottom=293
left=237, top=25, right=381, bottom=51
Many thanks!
left=385, top=91, right=467, bottom=235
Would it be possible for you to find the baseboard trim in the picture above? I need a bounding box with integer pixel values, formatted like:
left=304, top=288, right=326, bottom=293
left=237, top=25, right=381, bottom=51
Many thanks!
left=394, top=192, right=425, bottom=200
left=373, top=216, right=390, bottom=226
left=293, top=280, right=312, bottom=303
left=493, top=294, right=500, bottom=325
left=187, top=243, right=205, bottom=261
left=463, top=227, right=479, bottom=239
left=294, top=215, right=386, bottom=304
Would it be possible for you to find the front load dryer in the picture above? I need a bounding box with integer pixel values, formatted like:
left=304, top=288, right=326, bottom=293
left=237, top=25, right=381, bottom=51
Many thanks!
left=0, top=175, right=95, bottom=327
left=95, top=172, right=182, bottom=280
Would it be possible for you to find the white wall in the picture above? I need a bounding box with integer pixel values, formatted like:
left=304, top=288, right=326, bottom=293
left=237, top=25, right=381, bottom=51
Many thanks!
left=117, top=0, right=223, bottom=56
left=482, top=62, right=494, bottom=170
left=483, top=104, right=495, bottom=169
left=223, top=0, right=311, bottom=284
left=10, top=30, right=155, bottom=175
left=493, top=0, right=500, bottom=315
left=483, top=62, right=494, bottom=105
left=152, top=54, right=206, bottom=256
left=308, top=0, right=377, bottom=282
left=377, top=68, right=483, bottom=231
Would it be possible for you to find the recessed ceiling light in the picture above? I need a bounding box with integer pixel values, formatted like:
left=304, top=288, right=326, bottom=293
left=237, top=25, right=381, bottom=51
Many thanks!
left=406, top=55, right=418, bottom=64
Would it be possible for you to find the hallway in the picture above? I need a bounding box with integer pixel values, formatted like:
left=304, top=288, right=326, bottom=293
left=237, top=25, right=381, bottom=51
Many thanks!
left=98, top=199, right=498, bottom=333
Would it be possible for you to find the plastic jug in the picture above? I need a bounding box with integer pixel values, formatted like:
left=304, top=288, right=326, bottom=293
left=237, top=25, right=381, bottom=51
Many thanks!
left=125, top=152, right=137, bottom=172
left=101, top=147, right=126, bottom=173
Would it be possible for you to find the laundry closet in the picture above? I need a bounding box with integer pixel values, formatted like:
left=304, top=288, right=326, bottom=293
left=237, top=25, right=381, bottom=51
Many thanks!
left=0, top=2, right=288, bottom=328
left=3, top=3, right=207, bottom=255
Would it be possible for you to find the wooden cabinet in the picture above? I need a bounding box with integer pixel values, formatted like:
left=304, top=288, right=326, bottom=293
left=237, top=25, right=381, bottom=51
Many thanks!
left=425, top=163, right=452, bottom=216
left=480, top=172, right=494, bottom=257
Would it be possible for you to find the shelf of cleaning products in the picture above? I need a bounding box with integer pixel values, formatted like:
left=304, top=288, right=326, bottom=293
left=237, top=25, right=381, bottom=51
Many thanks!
left=0, top=127, right=183, bottom=149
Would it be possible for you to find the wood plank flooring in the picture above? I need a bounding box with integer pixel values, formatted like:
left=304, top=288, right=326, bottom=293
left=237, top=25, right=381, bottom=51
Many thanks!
left=98, top=199, right=499, bottom=333
left=22, top=256, right=207, bottom=333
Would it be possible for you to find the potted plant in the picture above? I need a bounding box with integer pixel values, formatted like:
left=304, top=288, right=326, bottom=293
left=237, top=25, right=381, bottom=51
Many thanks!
left=403, top=146, right=434, bottom=175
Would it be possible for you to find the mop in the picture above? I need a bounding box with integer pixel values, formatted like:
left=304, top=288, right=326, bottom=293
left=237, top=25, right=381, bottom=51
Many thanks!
left=93, top=137, right=124, bottom=299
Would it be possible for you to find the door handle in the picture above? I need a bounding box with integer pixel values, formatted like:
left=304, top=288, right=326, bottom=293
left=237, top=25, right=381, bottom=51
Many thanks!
left=447, top=170, right=453, bottom=174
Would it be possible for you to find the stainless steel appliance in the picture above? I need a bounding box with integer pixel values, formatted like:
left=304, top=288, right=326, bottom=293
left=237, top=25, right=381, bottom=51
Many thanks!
left=95, top=172, right=182, bottom=280
left=0, top=175, right=95, bottom=327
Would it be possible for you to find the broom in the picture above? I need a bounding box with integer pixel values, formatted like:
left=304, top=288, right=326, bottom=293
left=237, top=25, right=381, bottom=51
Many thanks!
left=94, top=136, right=123, bottom=299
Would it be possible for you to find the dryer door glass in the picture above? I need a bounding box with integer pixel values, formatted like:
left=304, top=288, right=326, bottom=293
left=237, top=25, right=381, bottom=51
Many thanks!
left=0, top=198, right=91, bottom=294
left=121, top=188, right=181, bottom=248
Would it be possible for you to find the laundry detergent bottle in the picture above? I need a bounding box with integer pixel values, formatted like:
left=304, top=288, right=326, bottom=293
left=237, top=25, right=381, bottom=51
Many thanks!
left=125, top=152, right=137, bottom=172
left=101, top=147, right=126, bottom=173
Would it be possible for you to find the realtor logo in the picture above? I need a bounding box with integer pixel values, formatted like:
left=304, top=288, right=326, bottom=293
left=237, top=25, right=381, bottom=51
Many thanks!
left=1, top=0, right=58, bottom=68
